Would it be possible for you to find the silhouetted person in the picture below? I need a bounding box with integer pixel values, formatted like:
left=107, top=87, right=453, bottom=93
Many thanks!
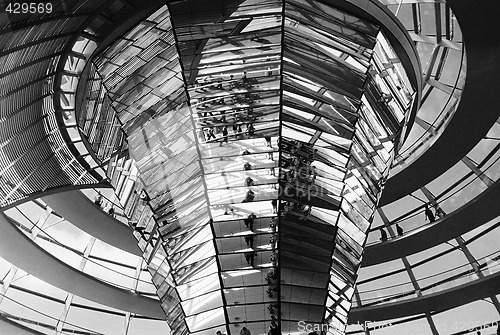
left=424, top=204, right=435, bottom=222
left=243, top=189, right=255, bottom=202
left=240, top=327, right=251, bottom=335
left=244, top=217, right=251, bottom=229
left=244, top=252, right=256, bottom=267
left=242, top=150, right=251, bottom=155
left=270, top=218, right=277, bottom=231
left=244, top=213, right=256, bottom=231
left=269, top=320, right=279, bottom=335
left=207, top=128, right=216, bottom=140
left=245, top=177, right=254, bottom=186
left=94, top=192, right=103, bottom=206
left=396, top=223, right=404, bottom=236
left=265, top=136, right=272, bottom=147
left=271, top=199, right=277, bottom=214
left=379, top=227, right=388, bottom=242
left=108, top=205, right=115, bottom=217
left=247, top=123, right=255, bottom=136
left=220, top=126, right=228, bottom=146
left=244, top=234, right=254, bottom=248
left=244, top=162, right=252, bottom=170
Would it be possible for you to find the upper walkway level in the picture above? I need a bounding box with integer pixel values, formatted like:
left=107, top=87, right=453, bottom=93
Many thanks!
left=0, top=210, right=164, bottom=319
left=350, top=268, right=500, bottom=323
left=42, top=190, right=141, bottom=256
left=379, top=0, right=500, bottom=206
left=363, top=178, right=500, bottom=266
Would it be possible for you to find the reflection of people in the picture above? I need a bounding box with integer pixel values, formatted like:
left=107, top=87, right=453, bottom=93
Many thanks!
left=299, top=205, right=311, bottom=220
left=244, top=234, right=254, bottom=248
left=207, top=128, right=216, bottom=140
left=244, top=252, right=256, bottom=267
left=265, top=136, right=272, bottom=147
left=240, top=327, right=251, bottom=335
left=247, top=123, right=255, bottom=136
left=245, top=177, right=254, bottom=186
left=269, top=321, right=279, bottom=335
left=243, top=190, right=255, bottom=202
left=270, top=217, right=277, bottom=231
left=268, top=150, right=273, bottom=160
left=219, top=126, right=228, bottom=146
left=244, top=213, right=256, bottom=231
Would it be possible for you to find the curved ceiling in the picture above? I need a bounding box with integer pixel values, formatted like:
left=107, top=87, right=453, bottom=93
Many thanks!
left=379, top=0, right=500, bottom=206
left=0, top=0, right=499, bottom=334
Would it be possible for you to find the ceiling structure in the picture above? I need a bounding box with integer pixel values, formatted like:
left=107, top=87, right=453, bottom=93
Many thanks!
left=88, top=1, right=421, bottom=333
left=0, top=0, right=499, bottom=334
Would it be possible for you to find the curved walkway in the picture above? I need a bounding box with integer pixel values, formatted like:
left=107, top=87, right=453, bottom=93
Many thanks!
left=379, top=0, right=500, bottom=206
left=349, top=270, right=500, bottom=323
left=0, top=212, right=164, bottom=319
left=0, top=316, right=44, bottom=335
left=41, top=190, right=141, bottom=256
left=363, top=178, right=500, bottom=266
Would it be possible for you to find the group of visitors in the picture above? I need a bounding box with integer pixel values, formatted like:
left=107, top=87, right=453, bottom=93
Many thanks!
left=379, top=202, right=447, bottom=242
left=93, top=192, right=115, bottom=217
left=379, top=223, right=404, bottom=242
left=194, top=71, right=261, bottom=146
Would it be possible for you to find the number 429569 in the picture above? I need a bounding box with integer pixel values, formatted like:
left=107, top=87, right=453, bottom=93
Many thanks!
left=5, top=2, right=53, bottom=14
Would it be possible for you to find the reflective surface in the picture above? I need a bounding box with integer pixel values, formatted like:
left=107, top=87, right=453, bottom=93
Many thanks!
left=3, top=1, right=499, bottom=335
left=92, top=0, right=417, bottom=334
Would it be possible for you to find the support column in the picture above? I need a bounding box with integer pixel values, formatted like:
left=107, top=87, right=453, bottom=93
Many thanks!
left=461, top=156, right=494, bottom=187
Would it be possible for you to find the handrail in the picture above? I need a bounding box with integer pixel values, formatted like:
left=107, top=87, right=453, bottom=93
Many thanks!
left=367, top=143, right=500, bottom=245
left=0, top=292, right=105, bottom=335
left=81, top=188, right=129, bottom=225
left=7, top=210, right=155, bottom=292
left=354, top=249, right=500, bottom=307
left=393, top=46, right=466, bottom=166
